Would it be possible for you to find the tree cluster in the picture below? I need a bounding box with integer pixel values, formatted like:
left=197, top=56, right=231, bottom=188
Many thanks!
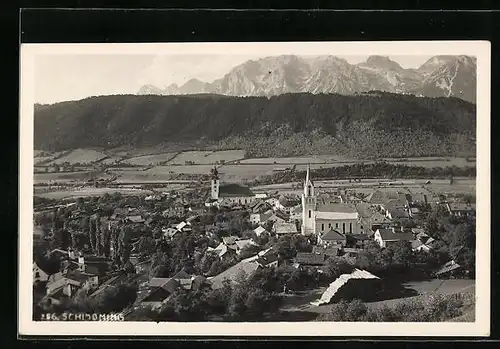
left=35, top=93, right=475, bottom=159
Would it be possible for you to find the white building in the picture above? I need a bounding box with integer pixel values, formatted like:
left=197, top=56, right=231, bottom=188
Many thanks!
left=301, top=166, right=360, bottom=237
left=209, top=166, right=257, bottom=206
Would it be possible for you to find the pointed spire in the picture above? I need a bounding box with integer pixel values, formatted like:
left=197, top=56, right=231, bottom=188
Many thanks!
left=305, top=164, right=310, bottom=184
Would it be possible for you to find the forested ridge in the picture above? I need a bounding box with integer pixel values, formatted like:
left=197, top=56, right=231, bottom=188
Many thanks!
left=34, top=92, right=476, bottom=158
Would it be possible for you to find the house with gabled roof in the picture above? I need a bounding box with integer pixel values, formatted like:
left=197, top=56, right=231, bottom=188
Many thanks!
left=234, top=239, right=258, bottom=254
left=207, top=259, right=262, bottom=290
left=253, top=225, right=269, bottom=237
left=256, top=253, right=279, bottom=268
left=374, top=228, right=413, bottom=248
left=318, top=229, right=347, bottom=248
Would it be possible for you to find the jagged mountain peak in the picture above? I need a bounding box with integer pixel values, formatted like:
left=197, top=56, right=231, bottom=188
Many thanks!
left=362, top=55, right=403, bottom=71
left=136, top=54, right=476, bottom=103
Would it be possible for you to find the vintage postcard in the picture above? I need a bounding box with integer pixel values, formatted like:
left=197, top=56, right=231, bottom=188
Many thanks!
left=19, top=41, right=490, bottom=337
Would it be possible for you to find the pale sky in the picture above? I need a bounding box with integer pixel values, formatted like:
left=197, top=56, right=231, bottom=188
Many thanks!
left=34, top=54, right=435, bottom=104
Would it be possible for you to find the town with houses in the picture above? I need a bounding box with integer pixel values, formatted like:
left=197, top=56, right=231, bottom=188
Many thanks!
left=33, top=165, right=476, bottom=322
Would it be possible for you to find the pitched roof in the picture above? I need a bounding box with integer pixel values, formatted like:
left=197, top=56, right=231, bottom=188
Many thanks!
left=376, top=228, right=413, bottom=241
left=235, top=239, right=256, bottom=250
left=176, top=221, right=187, bottom=230
left=435, top=260, right=462, bottom=275
left=355, top=203, right=373, bottom=218
left=295, top=252, right=327, bottom=265
left=317, top=203, right=357, bottom=213
left=320, top=229, right=346, bottom=241
left=384, top=199, right=408, bottom=209
left=219, top=183, right=254, bottom=197
left=448, top=202, right=476, bottom=211
left=411, top=239, right=425, bottom=249
left=388, top=208, right=410, bottom=219
left=148, top=277, right=172, bottom=288
left=254, top=226, right=267, bottom=235
left=312, top=245, right=340, bottom=256
left=310, top=269, right=380, bottom=306
left=256, top=253, right=279, bottom=266
left=65, top=270, right=95, bottom=283
left=274, top=210, right=290, bottom=221
left=275, top=222, right=298, bottom=234
left=141, top=289, right=171, bottom=303
left=369, top=211, right=392, bottom=224
left=126, top=215, right=145, bottom=223
left=222, top=236, right=238, bottom=245
left=365, top=190, right=400, bottom=204
left=208, top=260, right=261, bottom=290
left=172, top=269, right=191, bottom=280
left=352, top=234, right=372, bottom=241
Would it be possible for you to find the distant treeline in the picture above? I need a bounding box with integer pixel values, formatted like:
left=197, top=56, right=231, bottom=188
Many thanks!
left=252, top=162, right=476, bottom=185
left=34, top=92, right=475, bottom=158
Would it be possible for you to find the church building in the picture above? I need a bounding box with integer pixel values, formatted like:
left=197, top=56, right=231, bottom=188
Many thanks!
left=207, top=166, right=257, bottom=206
left=301, top=166, right=360, bottom=237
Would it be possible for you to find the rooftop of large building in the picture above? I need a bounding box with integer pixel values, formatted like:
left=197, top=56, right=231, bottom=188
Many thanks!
left=219, top=183, right=254, bottom=197
left=317, top=203, right=357, bottom=213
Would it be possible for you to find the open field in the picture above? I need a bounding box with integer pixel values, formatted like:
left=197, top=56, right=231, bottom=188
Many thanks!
left=164, top=150, right=245, bottom=165
left=240, top=155, right=352, bottom=164
left=34, top=171, right=98, bottom=184
left=383, top=157, right=475, bottom=168
left=202, top=150, right=246, bottom=163
left=34, top=187, right=153, bottom=200
left=217, top=163, right=343, bottom=181
left=121, top=153, right=178, bottom=166
left=47, top=148, right=108, bottom=165
left=34, top=156, right=54, bottom=165
left=165, top=151, right=214, bottom=165
left=146, top=165, right=215, bottom=175
left=113, top=171, right=176, bottom=183
left=251, top=178, right=476, bottom=196
left=239, top=156, right=475, bottom=168
left=97, top=156, right=124, bottom=165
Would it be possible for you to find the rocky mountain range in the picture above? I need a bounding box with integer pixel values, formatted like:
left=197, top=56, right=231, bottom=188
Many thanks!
left=137, top=55, right=476, bottom=103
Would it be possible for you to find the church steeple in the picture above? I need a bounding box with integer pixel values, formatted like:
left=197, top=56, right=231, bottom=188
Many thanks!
left=210, top=166, right=220, bottom=200
left=301, top=164, right=316, bottom=236
left=304, top=164, right=314, bottom=197
left=305, top=164, right=310, bottom=185
left=210, top=165, right=219, bottom=179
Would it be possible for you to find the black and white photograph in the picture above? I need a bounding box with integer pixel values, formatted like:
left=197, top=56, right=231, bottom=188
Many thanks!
left=19, top=41, right=490, bottom=337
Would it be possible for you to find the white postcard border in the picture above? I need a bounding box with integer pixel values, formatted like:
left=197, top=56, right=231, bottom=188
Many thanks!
left=19, top=41, right=491, bottom=337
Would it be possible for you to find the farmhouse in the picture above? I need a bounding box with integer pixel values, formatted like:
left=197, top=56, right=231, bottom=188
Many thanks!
left=301, top=166, right=360, bottom=237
